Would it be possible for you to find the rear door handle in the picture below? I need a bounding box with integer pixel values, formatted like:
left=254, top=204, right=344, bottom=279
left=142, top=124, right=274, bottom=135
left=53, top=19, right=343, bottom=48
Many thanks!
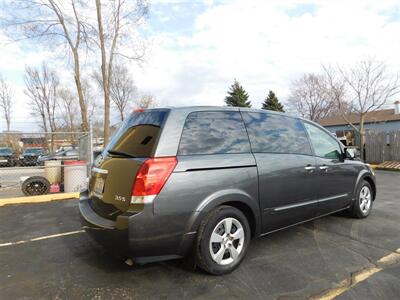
left=304, top=166, right=316, bottom=171
left=319, top=165, right=329, bottom=171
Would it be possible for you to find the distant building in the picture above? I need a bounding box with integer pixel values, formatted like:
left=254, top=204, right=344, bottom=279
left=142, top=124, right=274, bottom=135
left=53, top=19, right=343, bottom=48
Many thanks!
left=318, top=101, right=400, bottom=146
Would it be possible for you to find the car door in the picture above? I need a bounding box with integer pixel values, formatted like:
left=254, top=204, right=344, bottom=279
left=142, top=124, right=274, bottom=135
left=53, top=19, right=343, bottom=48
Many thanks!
left=241, top=111, right=319, bottom=233
left=303, top=121, right=357, bottom=215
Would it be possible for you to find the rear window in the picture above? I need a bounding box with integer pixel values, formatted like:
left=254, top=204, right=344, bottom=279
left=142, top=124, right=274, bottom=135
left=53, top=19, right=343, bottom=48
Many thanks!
left=241, top=112, right=312, bottom=155
left=105, top=110, right=168, bottom=158
left=178, top=111, right=251, bottom=155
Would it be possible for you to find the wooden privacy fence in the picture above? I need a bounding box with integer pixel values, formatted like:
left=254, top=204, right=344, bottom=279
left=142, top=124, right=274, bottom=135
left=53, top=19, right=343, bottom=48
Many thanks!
left=365, top=131, right=400, bottom=163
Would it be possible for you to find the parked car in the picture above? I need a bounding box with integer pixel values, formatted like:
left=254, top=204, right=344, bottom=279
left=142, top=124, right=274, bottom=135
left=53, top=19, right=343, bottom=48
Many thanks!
left=79, top=107, right=376, bottom=275
left=38, top=149, right=78, bottom=163
left=19, top=147, right=47, bottom=166
left=0, top=147, right=17, bottom=167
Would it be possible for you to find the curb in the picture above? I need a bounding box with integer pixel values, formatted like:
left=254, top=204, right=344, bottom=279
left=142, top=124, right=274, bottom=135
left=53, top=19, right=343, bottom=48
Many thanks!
left=0, top=192, right=79, bottom=207
left=375, top=167, right=400, bottom=172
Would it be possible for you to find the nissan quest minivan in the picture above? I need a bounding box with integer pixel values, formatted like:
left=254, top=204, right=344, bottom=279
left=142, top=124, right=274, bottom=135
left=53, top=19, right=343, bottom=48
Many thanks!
left=79, top=107, right=376, bottom=275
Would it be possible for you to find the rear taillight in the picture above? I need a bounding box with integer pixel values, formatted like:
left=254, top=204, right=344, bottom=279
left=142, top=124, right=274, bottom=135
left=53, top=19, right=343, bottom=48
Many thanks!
left=132, top=157, right=177, bottom=196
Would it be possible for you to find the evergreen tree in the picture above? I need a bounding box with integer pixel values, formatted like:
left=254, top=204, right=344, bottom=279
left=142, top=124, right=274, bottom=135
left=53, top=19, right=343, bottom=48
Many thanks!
left=224, top=79, right=251, bottom=107
left=261, top=90, right=285, bottom=112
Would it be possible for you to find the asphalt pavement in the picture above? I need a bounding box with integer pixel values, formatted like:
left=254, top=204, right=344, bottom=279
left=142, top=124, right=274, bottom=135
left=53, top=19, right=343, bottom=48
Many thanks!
left=0, top=171, right=399, bottom=299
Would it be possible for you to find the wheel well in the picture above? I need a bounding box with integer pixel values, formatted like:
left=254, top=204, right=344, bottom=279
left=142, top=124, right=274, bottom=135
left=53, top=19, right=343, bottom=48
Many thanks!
left=222, top=201, right=256, bottom=238
left=363, top=176, right=376, bottom=200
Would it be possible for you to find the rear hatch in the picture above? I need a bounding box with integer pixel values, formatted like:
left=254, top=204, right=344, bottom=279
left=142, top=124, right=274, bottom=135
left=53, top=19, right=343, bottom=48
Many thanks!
left=89, top=109, right=169, bottom=220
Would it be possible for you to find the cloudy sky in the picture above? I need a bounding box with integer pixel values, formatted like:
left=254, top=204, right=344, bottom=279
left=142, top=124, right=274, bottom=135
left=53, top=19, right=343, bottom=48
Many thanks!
left=1, top=0, right=400, bottom=131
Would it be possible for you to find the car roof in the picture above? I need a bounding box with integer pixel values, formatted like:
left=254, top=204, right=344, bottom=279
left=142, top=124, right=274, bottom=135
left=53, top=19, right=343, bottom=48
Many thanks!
left=147, top=106, right=302, bottom=121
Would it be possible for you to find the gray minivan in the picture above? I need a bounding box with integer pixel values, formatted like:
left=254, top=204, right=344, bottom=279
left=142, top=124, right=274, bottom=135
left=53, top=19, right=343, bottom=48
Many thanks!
left=79, top=107, right=376, bottom=275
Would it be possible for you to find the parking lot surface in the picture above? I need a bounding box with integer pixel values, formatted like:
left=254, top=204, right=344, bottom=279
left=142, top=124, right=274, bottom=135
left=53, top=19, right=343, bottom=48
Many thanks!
left=0, top=171, right=399, bottom=299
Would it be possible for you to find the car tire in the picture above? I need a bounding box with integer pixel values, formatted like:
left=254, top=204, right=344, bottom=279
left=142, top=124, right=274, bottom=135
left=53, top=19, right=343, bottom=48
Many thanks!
left=349, top=180, right=373, bottom=218
left=21, top=176, right=50, bottom=196
left=195, top=205, right=251, bottom=275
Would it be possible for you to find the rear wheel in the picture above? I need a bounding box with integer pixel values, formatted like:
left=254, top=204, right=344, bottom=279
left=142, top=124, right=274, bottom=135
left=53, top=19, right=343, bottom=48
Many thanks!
left=349, top=180, right=373, bottom=218
left=195, top=206, right=250, bottom=275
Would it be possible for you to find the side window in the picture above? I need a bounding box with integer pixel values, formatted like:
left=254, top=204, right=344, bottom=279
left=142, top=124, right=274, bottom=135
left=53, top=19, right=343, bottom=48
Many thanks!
left=304, top=122, right=342, bottom=159
left=178, top=111, right=251, bottom=155
left=241, top=112, right=312, bottom=155
left=65, top=150, right=78, bottom=156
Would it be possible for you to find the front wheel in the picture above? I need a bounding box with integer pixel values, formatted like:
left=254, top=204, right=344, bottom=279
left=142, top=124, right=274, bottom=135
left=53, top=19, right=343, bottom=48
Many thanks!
left=195, top=206, right=250, bottom=275
left=349, top=180, right=373, bottom=218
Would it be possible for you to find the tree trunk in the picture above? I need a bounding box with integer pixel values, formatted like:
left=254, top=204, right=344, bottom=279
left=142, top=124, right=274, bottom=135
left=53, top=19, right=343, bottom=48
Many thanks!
left=72, top=50, right=89, bottom=132
left=95, top=0, right=110, bottom=145
left=359, top=114, right=366, bottom=162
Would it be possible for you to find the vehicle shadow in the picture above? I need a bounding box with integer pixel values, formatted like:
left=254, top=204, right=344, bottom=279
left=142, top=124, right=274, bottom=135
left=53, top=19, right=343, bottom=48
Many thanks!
left=62, top=231, right=196, bottom=274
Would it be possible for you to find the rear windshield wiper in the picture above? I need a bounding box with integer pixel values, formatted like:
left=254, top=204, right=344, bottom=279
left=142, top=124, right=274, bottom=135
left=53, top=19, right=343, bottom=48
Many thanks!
left=107, top=150, right=136, bottom=158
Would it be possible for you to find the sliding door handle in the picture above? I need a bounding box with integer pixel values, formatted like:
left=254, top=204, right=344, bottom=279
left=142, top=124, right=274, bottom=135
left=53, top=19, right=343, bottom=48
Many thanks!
left=304, top=166, right=316, bottom=171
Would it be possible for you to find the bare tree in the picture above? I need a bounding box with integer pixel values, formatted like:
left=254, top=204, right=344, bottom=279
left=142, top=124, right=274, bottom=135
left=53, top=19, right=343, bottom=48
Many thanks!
left=0, top=75, right=14, bottom=131
left=24, top=64, right=60, bottom=151
left=329, top=59, right=400, bottom=160
left=2, top=0, right=90, bottom=131
left=288, top=73, right=338, bottom=121
left=24, top=64, right=59, bottom=133
left=58, top=88, right=78, bottom=132
left=94, top=0, right=148, bottom=144
left=93, top=63, right=136, bottom=121
left=136, top=94, right=157, bottom=109
left=110, top=64, right=136, bottom=121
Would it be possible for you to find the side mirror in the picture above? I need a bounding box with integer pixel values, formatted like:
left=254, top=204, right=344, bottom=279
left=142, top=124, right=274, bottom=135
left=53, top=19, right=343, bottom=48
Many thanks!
left=345, top=148, right=357, bottom=159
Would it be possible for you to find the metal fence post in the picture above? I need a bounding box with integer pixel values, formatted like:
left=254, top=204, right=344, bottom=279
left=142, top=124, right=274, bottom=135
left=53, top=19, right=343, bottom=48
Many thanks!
left=88, top=120, right=94, bottom=177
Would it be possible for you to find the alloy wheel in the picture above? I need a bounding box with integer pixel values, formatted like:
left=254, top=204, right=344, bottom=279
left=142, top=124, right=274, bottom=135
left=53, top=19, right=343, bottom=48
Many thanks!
left=359, top=186, right=372, bottom=214
left=209, top=217, right=245, bottom=265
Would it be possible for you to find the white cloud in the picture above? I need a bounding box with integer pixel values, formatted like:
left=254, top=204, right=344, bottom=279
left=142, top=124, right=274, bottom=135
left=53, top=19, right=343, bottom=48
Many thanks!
left=131, top=0, right=400, bottom=109
left=1, top=0, right=400, bottom=131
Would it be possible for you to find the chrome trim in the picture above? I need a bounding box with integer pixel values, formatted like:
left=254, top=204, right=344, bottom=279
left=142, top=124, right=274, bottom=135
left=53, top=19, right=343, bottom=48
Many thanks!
left=272, top=193, right=349, bottom=212
left=92, top=167, right=108, bottom=174
left=260, top=205, right=350, bottom=237
left=273, top=199, right=318, bottom=212
left=304, top=166, right=316, bottom=171
left=318, top=193, right=348, bottom=203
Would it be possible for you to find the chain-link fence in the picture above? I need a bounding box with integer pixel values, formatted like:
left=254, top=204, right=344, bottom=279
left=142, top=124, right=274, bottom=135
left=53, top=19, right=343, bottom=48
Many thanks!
left=0, top=131, right=98, bottom=199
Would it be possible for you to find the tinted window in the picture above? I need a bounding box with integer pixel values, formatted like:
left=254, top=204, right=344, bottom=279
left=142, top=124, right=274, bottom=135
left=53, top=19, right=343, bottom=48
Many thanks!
left=304, top=122, right=341, bottom=159
left=241, top=112, right=312, bottom=155
left=105, top=110, right=168, bottom=157
left=178, top=111, right=251, bottom=155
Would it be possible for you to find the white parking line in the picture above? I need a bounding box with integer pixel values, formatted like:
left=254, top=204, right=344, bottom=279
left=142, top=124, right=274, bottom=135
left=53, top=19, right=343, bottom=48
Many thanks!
left=0, top=230, right=84, bottom=247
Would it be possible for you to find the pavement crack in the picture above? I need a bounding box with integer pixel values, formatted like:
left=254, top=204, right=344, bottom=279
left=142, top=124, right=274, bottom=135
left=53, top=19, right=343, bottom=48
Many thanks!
left=346, top=246, right=379, bottom=268
left=302, top=225, right=398, bottom=254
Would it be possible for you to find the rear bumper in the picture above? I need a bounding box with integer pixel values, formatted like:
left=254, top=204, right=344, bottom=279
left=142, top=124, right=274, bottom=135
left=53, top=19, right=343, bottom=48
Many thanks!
left=79, top=191, right=196, bottom=262
left=79, top=193, right=130, bottom=257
